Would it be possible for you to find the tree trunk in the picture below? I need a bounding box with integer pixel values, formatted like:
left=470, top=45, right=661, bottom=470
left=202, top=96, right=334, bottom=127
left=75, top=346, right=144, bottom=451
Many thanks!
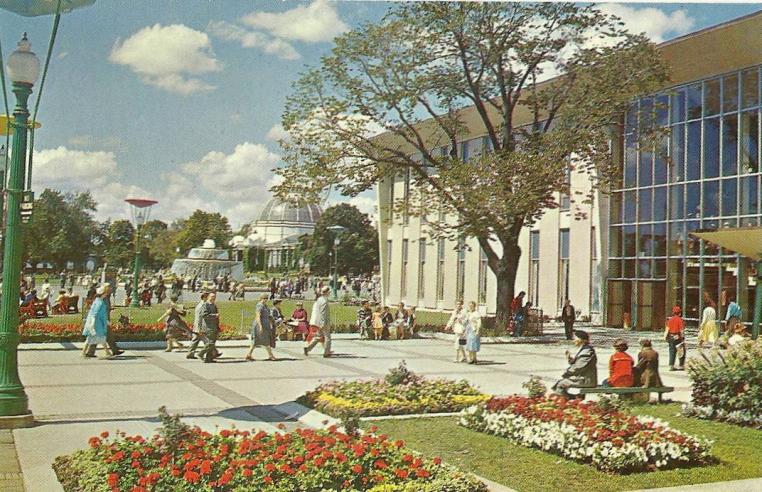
left=493, top=240, right=521, bottom=329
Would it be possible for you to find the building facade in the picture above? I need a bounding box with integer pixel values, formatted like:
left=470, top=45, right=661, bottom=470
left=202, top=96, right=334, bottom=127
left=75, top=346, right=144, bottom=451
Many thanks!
left=377, top=11, right=762, bottom=329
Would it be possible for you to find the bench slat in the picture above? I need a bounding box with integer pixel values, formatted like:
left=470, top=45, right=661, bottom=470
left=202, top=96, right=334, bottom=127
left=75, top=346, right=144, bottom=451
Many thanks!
left=578, top=387, right=674, bottom=394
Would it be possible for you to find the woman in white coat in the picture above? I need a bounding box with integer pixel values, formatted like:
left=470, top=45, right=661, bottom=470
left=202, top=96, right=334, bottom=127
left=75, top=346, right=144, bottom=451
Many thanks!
left=446, top=300, right=468, bottom=362
left=698, top=300, right=719, bottom=348
left=465, top=301, right=482, bottom=364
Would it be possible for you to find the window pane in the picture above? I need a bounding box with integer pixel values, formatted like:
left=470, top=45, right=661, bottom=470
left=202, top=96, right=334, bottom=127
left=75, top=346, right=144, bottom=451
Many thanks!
left=624, top=132, right=637, bottom=187
left=639, top=148, right=653, bottom=187
left=653, top=223, right=667, bottom=256
left=721, top=178, right=737, bottom=217
left=639, top=223, right=653, bottom=257
left=724, top=73, right=739, bottom=113
left=687, top=121, right=701, bottom=181
left=638, top=187, right=652, bottom=221
left=740, top=110, right=759, bottom=173
left=610, top=191, right=622, bottom=224
left=740, top=175, right=759, bottom=216
left=640, top=97, right=654, bottom=132
left=656, top=94, right=669, bottom=126
left=703, top=180, right=720, bottom=217
left=722, top=114, right=738, bottom=176
left=560, top=229, right=570, bottom=259
left=608, top=259, right=622, bottom=278
left=704, top=117, right=720, bottom=179
left=704, top=78, right=721, bottom=116
left=653, top=186, right=667, bottom=221
left=609, top=226, right=622, bottom=257
left=530, top=231, right=540, bottom=260
left=624, top=190, right=636, bottom=222
left=638, top=259, right=652, bottom=278
left=670, top=184, right=684, bottom=219
left=742, top=68, right=759, bottom=109
left=671, top=88, right=686, bottom=123
left=654, top=135, right=668, bottom=184
left=624, top=225, right=637, bottom=257
left=670, top=123, right=685, bottom=182
left=686, top=220, right=701, bottom=255
left=669, top=221, right=685, bottom=256
left=654, top=259, right=667, bottom=278
left=687, top=182, right=700, bottom=218
left=687, top=83, right=702, bottom=120
left=624, top=259, right=636, bottom=278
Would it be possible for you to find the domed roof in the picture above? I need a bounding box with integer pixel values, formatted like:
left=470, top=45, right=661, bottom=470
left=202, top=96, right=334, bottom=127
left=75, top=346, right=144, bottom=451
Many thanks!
left=255, top=198, right=322, bottom=225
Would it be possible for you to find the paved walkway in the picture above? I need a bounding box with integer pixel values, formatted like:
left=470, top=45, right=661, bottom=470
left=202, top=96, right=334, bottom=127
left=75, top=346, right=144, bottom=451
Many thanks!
left=3, top=328, right=758, bottom=491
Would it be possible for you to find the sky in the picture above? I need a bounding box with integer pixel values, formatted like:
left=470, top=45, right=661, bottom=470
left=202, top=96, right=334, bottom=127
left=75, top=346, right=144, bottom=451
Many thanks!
left=3, top=1, right=762, bottom=229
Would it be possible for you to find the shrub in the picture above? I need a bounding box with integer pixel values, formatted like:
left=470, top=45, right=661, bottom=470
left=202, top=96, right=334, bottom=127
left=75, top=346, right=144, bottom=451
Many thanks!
left=683, top=341, right=762, bottom=428
left=521, top=376, right=546, bottom=399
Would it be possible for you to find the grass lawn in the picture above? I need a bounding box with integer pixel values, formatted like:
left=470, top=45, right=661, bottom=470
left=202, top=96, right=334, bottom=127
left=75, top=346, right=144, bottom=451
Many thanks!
left=367, top=404, right=762, bottom=492
left=27, top=299, right=451, bottom=333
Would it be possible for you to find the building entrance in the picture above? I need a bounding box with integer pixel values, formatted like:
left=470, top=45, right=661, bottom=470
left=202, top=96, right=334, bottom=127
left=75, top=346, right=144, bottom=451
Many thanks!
left=607, top=280, right=666, bottom=331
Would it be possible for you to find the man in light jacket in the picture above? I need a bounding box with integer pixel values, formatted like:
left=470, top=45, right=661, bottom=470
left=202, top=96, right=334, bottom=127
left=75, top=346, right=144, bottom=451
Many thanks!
left=199, top=292, right=221, bottom=363
left=186, top=291, right=209, bottom=359
left=552, top=330, right=597, bottom=398
left=304, top=286, right=332, bottom=357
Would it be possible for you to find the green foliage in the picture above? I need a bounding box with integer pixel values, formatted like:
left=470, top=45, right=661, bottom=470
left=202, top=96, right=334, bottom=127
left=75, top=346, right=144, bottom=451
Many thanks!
left=275, top=2, right=669, bottom=323
left=685, top=341, right=762, bottom=426
left=299, top=203, right=378, bottom=276
left=173, top=210, right=233, bottom=255
left=157, top=405, right=192, bottom=457
left=102, top=219, right=135, bottom=268
left=385, top=360, right=415, bottom=386
left=23, top=189, right=99, bottom=269
left=521, top=376, right=547, bottom=399
left=596, top=394, right=629, bottom=413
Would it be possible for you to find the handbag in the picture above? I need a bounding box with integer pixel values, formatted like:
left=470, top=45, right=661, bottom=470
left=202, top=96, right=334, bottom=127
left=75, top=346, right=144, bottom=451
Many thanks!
left=83, top=314, right=96, bottom=337
left=458, top=338, right=467, bottom=346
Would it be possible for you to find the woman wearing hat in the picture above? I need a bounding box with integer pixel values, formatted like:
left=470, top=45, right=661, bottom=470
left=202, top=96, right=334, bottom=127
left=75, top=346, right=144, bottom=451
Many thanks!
left=603, top=339, right=634, bottom=387
left=158, top=301, right=191, bottom=352
left=81, top=285, right=111, bottom=358
left=290, top=301, right=309, bottom=341
left=664, top=306, right=686, bottom=370
left=246, top=293, right=276, bottom=361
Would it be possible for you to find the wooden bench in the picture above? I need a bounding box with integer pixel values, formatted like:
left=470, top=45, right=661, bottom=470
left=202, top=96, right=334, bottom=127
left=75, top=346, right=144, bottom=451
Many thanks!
left=578, top=386, right=675, bottom=402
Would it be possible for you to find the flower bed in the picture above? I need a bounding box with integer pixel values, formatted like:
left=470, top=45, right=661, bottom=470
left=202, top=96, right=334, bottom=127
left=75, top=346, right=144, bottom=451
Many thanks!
left=682, top=342, right=762, bottom=429
left=19, top=322, right=240, bottom=343
left=459, top=396, right=713, bottom=473
left=300, top=362, right=490, bottom=417
left=52, top=414, right=486, bottom=491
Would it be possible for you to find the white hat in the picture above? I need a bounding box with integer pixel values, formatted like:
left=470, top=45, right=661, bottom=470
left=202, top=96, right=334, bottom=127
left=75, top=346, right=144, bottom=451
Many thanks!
left=321, top=286, right=331, bottom=294
left=96, top=285, right=107, bottom=295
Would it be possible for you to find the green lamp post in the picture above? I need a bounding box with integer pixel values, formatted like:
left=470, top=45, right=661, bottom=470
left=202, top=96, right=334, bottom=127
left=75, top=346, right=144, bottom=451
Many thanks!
left=0, top=33, right=40, bottom=422
left=126, top=198, right=157, bottom=308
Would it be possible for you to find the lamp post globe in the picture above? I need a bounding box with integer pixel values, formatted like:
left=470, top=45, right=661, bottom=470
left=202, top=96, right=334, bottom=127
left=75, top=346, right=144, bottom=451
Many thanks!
left=0, top=33, right=40, bottom=422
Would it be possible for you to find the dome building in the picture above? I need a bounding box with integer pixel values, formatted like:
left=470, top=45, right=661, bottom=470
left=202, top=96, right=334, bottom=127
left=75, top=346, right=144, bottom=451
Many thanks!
left=241, top=198, right=323, bottom=269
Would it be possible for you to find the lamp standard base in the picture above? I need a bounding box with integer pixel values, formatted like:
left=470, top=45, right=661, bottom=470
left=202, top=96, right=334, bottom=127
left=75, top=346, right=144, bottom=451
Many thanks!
left=0, top=412, right=33, bottom=429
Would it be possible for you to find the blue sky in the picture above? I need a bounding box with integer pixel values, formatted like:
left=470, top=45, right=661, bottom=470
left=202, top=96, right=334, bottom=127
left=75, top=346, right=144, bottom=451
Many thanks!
left=3, top=1, right=761, bottom=228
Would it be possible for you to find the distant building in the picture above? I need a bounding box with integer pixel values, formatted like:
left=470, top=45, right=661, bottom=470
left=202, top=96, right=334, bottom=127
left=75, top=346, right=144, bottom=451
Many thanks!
left=377, top=11, right=762, bottom=330
left=243, top=197, right=323, bottom=269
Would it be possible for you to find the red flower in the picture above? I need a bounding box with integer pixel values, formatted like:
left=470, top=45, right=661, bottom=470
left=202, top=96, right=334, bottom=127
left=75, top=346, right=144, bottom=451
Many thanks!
left=374, top=459, right=388, bottom=469
left=394, top=439, right=405, bottom=448
left=101, top=431, right=110, bottom=439
left=107, top=473, right=119, bottom=487
left=415, top=468, right=431, bottom=478
left=183, top=470, right=200, bottom=483
left=264, top=476, right=273, bottom=484
left=395, top=469, right=409, bottom=479
left=433, top=457, right=442, bottom=465
left=199, top=460, right=212, bottom=475
left=352, top=464, right=363, bottom=474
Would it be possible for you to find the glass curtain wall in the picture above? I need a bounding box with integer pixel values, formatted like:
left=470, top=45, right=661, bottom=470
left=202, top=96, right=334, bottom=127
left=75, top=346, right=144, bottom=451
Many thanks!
left=608, top=65, right=761, bottom=327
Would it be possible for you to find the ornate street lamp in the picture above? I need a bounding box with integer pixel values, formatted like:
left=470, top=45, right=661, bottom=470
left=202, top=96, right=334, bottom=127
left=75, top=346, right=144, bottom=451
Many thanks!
left=125, top=198, right=157, bottom=308
left=0, top=33, right=40, bottom=423
left=326, top=225, right=347, bottom=300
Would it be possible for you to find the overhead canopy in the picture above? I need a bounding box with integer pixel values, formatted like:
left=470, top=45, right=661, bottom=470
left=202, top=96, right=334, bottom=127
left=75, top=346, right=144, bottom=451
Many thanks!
left=0, top=0, right=94, bottom=16
left=692, top=227, right=762, bottom=259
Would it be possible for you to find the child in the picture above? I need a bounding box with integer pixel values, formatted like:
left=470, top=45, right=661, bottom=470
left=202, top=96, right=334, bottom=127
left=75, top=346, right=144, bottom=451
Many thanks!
left=372, top=306, right=384, bottom=341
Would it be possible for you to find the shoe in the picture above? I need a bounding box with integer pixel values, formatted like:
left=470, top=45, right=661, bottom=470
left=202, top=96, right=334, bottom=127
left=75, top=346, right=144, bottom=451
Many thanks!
left=83, top=354, right=96, bottom=358
left=677, top=366, right=685, bottom=371
left=214, top=352, right=223, bottom=359
left=203, top=359, right=216, bottom=363
left=165, top=348, right=172, bottom=352
left=303, top=347, right=309, bottom=356
left=113, top=350, right=124, bottom=356
left=186, top=353, right=197, bottom=359
left=267, top=357, right=277, bottom=361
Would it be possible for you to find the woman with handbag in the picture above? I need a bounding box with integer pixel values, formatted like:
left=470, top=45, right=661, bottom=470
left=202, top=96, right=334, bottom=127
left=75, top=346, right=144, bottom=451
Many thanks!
left=446, top=300, right=468, bottom=362
left=245, top=293, right=276, bottom=361
left=465, top=301, right=482, bottom=364
left=81, top=286, right=111, bottom=359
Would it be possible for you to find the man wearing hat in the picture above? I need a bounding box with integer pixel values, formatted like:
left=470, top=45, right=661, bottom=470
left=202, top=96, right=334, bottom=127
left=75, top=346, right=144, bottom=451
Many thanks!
left=552, top=330, right=598, bottom=398
left=305, top=286, right=332, bottom=357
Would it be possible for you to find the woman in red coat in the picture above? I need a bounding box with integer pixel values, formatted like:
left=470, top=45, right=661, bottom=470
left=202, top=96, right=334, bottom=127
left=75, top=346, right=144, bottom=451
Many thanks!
left=604, top=339, right=634, bottom=387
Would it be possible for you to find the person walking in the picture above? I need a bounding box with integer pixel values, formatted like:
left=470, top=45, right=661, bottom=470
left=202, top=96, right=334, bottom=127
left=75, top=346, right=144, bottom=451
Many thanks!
left=698, top=297, right=719, bottom=348
left=304, top=286, right=332, bottom=357
left=199, top=292, right=221, bottom=363
left=158, top=301, right=191, bottom=352
left=81, top=286, right=111, bottom=358
left=246, top=294, right=276, bottom=361
left=187, top=292, right=209, bottom=359
left=465, top=301, right=482, bottom=364
left=561, top=299, right=576, bottom=340
left=664, top=306, right=686, bottom=370
left=446, top=300, right=468, bottom=363
left=724, top=296, right=742, bottom=336
left=85, top=284, right=123, bottom=357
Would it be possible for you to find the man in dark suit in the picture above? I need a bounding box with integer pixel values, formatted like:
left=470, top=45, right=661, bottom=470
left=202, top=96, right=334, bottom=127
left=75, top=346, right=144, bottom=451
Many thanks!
left=199, top=292, right=220, bottom=363
left=552, top=330, right=597, bottom=398
left=561, top=299, right=576, bottom=340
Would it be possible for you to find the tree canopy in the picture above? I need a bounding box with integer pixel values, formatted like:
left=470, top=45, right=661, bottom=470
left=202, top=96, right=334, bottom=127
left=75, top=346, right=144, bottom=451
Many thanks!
left=299, top=203, right=379, bottom=276
left=173, top=210, right=233, bottom=256
left=275, top=2, right=669, bottom=322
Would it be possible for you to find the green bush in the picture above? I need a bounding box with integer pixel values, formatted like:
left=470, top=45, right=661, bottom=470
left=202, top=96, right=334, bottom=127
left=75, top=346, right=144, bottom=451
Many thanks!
left=683, top=341, right=762, bottom=428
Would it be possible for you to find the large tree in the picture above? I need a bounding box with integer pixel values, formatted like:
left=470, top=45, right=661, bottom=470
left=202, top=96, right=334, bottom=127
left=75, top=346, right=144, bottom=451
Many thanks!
left=275, top=2, right=669, bottom=324
left=299, top=203, right=379, bottom=276
left=23, top=189, right=99, bottom=269
left=103, top=219, right=135, bottom=268
left=173, top=210, right=232, bottom=256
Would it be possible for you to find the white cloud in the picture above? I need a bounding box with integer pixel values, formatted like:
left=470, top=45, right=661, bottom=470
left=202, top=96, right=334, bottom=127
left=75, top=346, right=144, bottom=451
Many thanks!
left=241, top=0, right=349, bottom=43
left=207, top=21, right=300, bottom=60
left=110, top=24, right=221, bottom=95
left=265, top=123, right=290, bottom=142
left=599, top=4, right=695, bottom=44
left=328, top=194, right=377, bottom=217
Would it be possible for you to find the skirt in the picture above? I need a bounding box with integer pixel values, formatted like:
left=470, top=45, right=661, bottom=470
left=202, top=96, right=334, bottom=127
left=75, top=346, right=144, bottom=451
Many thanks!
left=465, top=332, right=481, bottom=352
left=698, top=320, right=719, bottom=344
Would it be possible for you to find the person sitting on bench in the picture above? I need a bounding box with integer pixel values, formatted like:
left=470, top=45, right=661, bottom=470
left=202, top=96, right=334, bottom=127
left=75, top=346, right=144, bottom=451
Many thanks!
left=635, top=338, right=663, bottom=388
left=602, top=338, right=634, bottom=387
left=552, top=330, right=597, bottom=398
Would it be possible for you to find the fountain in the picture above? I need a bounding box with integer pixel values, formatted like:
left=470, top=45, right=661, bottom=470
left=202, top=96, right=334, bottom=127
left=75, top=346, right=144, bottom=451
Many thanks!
left=170, top=239, right=244, bottom=281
